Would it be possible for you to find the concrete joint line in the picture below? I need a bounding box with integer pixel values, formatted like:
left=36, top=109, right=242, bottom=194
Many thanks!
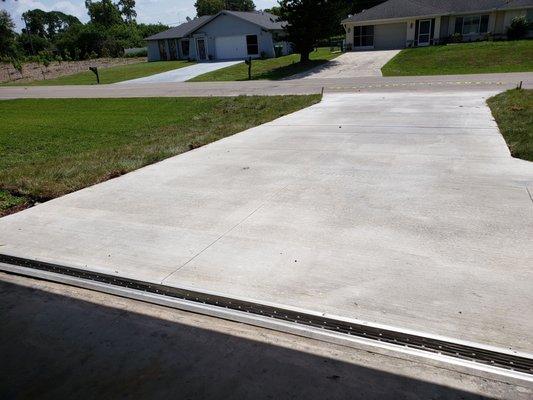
left=160, top=182, right=291, bottom=283
left=526, top=186, right=533, bottom=205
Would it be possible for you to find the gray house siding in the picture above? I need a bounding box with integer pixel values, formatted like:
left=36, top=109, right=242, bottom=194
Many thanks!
left=440, top=16, right=450, bottom=37
left=374, top=23, right=407, bottom=49
left=145, top=11, right=287, bottom=61
left=147, top=41, right=160, bottom=61
left=194, top=14, right=275, bottom=59
left=342, top=0, right=533, bottom=49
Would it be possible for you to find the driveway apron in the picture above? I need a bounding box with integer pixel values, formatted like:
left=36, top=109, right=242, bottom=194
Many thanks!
left=1, top=91, right=532, bottom=353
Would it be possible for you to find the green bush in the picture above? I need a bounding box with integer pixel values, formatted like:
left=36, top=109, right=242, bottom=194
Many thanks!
left=507, top=16, right=529, bottom=40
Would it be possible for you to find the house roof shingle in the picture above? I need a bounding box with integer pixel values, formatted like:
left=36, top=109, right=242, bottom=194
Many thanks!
left=342, top=0, right=533, bottom=23
left=146, top=11, right=284, bottom=41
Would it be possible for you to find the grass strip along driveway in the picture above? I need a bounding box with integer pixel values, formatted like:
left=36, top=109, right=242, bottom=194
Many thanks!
left=2, top=60, right=193, bottom=86
left=190, top=48, right=340, bottom=81
left=0, top=95, right=320, bottom=216
left=382, top=40, right=533, bottom=76
left=488, top=89, right=532, bottom=162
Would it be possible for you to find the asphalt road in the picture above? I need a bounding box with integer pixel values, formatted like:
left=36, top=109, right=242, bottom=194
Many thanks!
left=0, top=72, right=531, bottom=98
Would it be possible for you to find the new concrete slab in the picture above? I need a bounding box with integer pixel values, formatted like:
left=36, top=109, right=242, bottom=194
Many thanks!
left=1, top=91, right=532, bottom=354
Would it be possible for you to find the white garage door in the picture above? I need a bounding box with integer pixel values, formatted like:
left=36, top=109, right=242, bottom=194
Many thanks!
left=215, top=36, right=247, bottom=60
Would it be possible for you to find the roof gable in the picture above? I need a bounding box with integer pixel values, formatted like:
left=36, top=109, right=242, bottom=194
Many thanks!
left=342, top=0, right=533, bottom=23
left=146, top=10, right=284, bottom=41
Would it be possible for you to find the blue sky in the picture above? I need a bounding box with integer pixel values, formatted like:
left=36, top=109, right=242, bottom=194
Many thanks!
left=1, top=0, right=279, bottom=31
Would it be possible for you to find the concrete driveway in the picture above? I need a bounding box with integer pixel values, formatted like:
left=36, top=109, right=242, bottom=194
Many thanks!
left=1, top=91, right=532, bottom=354
left=116, top=60, right=241, bottom=84
left=299, top=50, right=401, bottom=78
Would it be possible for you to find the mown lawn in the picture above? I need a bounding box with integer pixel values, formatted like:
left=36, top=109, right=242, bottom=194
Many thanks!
left=190, top=48, right=341, bottom=81
left=0, top=95, right=320, bottom=216
left=2, top=60, right=193, bottom=86
left=382, top=40, right=533, bottom=76
left=487, top=89, right=532, bottom=162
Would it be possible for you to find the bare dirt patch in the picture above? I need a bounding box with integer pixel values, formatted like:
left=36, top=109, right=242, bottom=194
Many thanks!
left=1, top=57, right=145, bottom=84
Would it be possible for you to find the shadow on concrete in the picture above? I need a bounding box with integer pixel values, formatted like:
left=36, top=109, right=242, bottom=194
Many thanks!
left=0, top=279, right=498, bottom=400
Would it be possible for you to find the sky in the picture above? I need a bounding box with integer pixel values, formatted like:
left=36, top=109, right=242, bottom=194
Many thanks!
left=1, top=0, right=279, bottom=31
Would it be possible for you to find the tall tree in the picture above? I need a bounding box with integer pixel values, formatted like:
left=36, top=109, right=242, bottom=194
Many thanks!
left=22, top=9, right=81, bottom=40
left=195, top=0, right=225, bottom=16
left=0, top=10, right=17, bottom=57
left=118, top=0, right=137, bottom=23
left=264, top=6, right=282, bottom=16
left=85, top=0, right=123, bottom=27
left=195, top=0, right=255, bottom=16
left=347, top=0, right=386, bottom=14
left=278, top=0, right=343, bottom=63
left=226, top=0, right=255, bottom=11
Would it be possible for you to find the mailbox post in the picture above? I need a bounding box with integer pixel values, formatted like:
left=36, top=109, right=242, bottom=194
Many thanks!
left=89, top=67, right=100, bottom=84
left=244, top=57, right=252, bottom=80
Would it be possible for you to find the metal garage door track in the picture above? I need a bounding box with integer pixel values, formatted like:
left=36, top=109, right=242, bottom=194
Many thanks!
left=1, top=91, right=532, bottom=361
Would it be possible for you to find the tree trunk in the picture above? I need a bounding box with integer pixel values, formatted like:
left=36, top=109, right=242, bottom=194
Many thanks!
left=299, top=51, right=310, bottom=63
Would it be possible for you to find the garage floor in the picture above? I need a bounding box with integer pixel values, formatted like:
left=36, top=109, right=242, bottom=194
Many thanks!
left=1, top=91, right=532, bottom=354
left=116, top=60, right=242, bottom=84
left=298, top=50, right=401, bottom=78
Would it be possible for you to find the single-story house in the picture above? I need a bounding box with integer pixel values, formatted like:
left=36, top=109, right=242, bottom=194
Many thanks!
left=342, top=0, right=533, bottom=50
left=145, top=10, right=290, bottom=62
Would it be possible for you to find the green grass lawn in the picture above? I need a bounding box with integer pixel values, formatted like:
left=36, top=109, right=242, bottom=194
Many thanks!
left=190, top=48, right=341, bottom=81
left=0, top=95, right=320, bottom=216
left=487, top=89, right=532, bottom=162
left=382, top=40, right=533, bottom=76
left=2, top=60, right=193, bottom=86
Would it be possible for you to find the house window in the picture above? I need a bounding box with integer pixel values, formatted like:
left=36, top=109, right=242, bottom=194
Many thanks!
left=353, top=25, right=374, bottom=47
left=455, top=15, right=490, bottom=35
left=246, top=35, right=258, bottom=55
left=181, top=40, right=190, bottom=57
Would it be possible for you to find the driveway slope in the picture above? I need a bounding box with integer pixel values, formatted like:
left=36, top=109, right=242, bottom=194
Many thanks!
left=116, top=61, right=242, bottom=84
left=1, top=91, right=532, bottom=354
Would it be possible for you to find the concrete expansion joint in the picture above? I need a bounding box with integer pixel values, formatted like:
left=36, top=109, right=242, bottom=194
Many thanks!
left=160, top=182, right=292, bottom=284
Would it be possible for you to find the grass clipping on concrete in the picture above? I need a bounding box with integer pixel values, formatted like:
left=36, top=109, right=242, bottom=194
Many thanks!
left=487, top=89, right=532, bottom=162
left=0, top=95, right=320, bottom=216
left=382, top=40, right=533, bottom=76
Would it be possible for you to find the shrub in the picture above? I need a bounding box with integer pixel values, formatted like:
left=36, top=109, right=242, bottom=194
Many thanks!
left=450, top=33, right=463, bottom=43
left=124, top=48, right=147, bottom=57
left=507, top=16, right=528, bottom=40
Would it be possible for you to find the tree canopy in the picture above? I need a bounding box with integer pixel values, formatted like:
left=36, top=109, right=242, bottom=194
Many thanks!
left=0, top=1, right=169, bottom=61
left=194, top=0, right=256, bottom=17
left=278, top=0, right=344, bottom=62
left=22, top=9, right=81, bottom=40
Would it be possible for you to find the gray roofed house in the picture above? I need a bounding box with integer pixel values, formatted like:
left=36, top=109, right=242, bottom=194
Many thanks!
left=145, top=10, right=290, bottom=62
left=341, top=0, right=533, bottom=50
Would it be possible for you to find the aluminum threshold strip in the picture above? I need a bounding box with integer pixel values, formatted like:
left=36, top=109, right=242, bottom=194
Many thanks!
left=1, top=253, right=532, bottom=378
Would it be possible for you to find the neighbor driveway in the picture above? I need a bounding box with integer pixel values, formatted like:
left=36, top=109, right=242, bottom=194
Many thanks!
left=299, top=50, right=401, bottom=78
left=1, top=91, right=532, bottom=354
left=116, top=61, right=242, bottom=84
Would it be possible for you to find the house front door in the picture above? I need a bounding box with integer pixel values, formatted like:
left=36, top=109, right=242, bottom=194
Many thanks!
left=418, top=19, right=432, bottom=46
left=196, top=38, right=207, bottom=61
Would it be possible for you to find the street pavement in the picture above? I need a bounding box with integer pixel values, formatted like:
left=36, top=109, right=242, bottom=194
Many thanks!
left=0, top=72, right=531, bottom=99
